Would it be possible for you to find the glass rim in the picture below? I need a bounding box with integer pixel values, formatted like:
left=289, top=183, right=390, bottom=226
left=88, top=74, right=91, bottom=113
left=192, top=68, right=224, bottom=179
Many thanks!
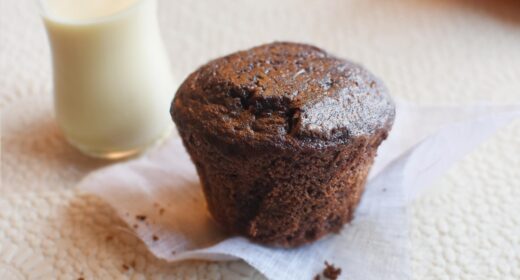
left=37, top=0, right=151, bottom=26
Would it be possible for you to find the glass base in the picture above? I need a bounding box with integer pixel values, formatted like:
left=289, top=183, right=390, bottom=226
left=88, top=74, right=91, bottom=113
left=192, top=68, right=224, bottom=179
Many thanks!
left=68, top=125, right=172, bottom=160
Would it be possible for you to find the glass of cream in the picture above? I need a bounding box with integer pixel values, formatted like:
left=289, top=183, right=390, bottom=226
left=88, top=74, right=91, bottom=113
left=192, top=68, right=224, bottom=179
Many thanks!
left=39, top=0, right=175, bottom=159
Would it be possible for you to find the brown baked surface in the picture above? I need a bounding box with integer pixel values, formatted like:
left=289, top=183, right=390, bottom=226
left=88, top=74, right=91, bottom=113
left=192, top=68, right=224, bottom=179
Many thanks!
left=171, top=42, right=395, bottom=247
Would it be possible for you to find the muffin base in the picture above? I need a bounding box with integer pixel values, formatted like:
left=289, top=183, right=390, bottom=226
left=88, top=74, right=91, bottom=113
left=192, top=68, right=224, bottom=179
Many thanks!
left=178, top=127, right=389, bottom=248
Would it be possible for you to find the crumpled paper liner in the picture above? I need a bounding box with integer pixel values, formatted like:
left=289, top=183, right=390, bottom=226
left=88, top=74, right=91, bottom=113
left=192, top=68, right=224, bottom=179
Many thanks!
left=79, top=101, right=519, bottom=280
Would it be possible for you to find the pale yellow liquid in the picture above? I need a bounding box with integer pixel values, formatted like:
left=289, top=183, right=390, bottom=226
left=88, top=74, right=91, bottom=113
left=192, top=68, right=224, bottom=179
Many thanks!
left=44, top=0, right=139, bottom=20
left=42, top=0, right=175, bottom=159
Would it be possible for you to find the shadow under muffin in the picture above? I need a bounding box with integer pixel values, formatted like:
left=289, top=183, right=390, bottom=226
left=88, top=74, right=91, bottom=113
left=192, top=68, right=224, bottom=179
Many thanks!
left=171, top=42, right=395, bottom=248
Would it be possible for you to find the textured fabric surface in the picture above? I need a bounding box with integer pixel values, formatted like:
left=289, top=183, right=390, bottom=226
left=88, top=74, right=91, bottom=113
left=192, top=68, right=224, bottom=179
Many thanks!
left=1, top=0, right=520, bottom=279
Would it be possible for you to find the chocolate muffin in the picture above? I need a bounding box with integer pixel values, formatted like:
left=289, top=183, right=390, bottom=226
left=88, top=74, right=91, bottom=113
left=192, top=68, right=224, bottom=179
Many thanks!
left=171, top=42, right=395, bottom=248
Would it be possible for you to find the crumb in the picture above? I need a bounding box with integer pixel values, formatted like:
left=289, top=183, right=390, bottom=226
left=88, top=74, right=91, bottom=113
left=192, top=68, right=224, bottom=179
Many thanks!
left=78, top=278, right=84, bottom=280
left=130, top=260, right=136, bottom=268
left=171, top=250, right=176, bottom=255
left=106, top=235, right=113, bottom=242
left=323, top=261, right=341, bottom=280
left=122, top=264, right=129, bottom=271
left=382, top=188, right=387, bottom=192
left=152, top=235, right=159, bottom=241
left=313, top=275, right=320, bottom=280
left=136, top=215, right=147, bottom=221
left=159, top=208, right=165, bottom=215
left=133, top=224, right=139, bottom=229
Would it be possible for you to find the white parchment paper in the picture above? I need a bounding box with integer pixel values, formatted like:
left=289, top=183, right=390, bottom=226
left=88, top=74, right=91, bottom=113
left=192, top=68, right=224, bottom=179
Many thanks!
left=79, top=101, right=520, bottom=280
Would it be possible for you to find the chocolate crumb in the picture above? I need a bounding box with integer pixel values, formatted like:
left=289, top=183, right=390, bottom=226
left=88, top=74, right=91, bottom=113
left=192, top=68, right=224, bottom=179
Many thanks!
left=136, top=215, right=147, bottom=221
left=122, top=264, right=130, bottom=271
left=159, top=208, right=165, bottom=215
left=313, top=275, right=320, bottom=280
left=78, top=278, right=84, bottom=280
left=106, top=235, right=113, bottom=242
left=323, top=261, right=341, bottom=280
left=130, top=260, right=136, bottom=268
left=152, top=235, right=159, bottom=241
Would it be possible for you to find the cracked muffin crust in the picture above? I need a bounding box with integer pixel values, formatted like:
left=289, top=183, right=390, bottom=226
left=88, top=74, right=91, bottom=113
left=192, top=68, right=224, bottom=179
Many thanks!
left=171, top=42, right=395, bottom=247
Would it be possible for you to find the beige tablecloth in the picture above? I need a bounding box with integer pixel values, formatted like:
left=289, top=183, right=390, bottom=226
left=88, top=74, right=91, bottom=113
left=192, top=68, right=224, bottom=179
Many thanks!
left=1, top=0, right=520, bottom=279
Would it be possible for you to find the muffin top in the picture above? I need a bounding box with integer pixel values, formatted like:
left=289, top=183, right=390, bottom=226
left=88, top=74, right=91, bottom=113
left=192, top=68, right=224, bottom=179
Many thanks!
left=172, top=42, right=395, bottom=149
